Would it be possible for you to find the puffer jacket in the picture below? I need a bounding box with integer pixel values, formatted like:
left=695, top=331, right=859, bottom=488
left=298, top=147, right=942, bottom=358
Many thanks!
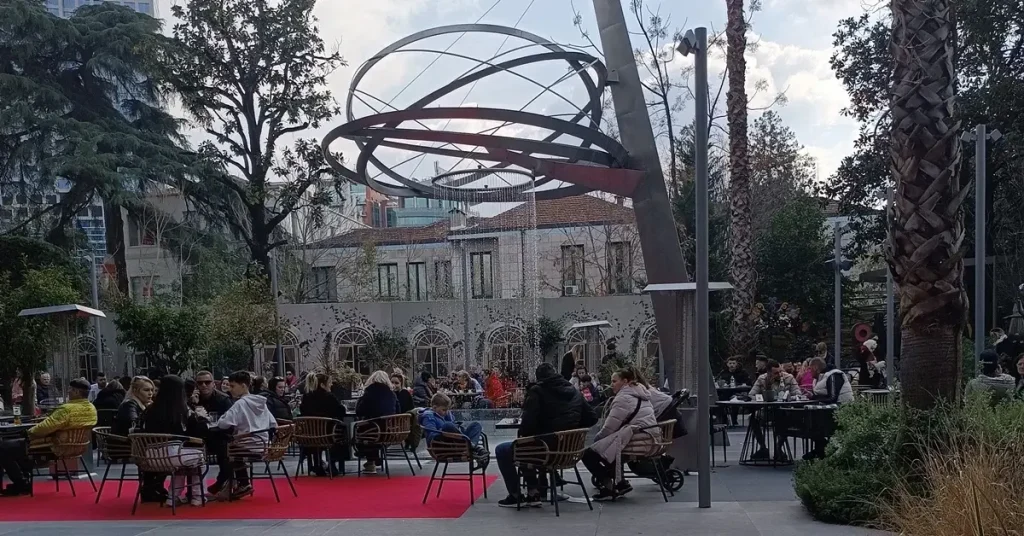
left=28, top=398, right=97, bottom=448
left=590, top=383, right=658, bottom=464
left=519, top=372, right=597, bottom=441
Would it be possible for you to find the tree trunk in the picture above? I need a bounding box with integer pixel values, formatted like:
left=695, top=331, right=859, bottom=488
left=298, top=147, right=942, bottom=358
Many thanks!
left=725, top=0, right=756, bottom=355
left=103, top=198, right=130, bottom=296
left=889, top=0, right=966, bottom=409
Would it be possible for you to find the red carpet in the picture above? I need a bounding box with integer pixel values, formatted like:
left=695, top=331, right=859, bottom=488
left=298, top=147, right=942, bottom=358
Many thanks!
left=0, top=474, right=496, bottom=520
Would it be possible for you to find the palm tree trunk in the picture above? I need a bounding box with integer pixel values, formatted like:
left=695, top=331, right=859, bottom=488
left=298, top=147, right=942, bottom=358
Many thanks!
left=726, top=0, right=756, bottom=355
left=889, top=0, right=966, bottom=409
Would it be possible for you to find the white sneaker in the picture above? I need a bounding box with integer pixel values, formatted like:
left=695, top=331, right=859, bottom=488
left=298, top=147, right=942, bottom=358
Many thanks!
left=165, top=496, right=183, bottom=507
left=190, top=496, right=204, bottom=507
left=362, top=462, right=377, bottom=474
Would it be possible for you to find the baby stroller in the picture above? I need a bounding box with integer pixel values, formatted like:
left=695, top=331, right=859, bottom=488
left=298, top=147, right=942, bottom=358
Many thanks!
left=592, top=389, right=690, bottom=493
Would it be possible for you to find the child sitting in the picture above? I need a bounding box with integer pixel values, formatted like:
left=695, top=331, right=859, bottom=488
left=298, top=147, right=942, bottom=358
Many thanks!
left=418, top=393, right=488, bottom=462
left=579, top=373, right=597, bottom=403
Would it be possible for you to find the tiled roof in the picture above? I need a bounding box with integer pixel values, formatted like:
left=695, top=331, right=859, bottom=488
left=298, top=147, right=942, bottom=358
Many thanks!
left=307, top=195, right=635, bottom=249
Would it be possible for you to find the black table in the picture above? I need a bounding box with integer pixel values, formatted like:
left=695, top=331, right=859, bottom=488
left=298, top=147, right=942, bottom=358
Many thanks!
left=717, top=399, right=812, bottom=466
left=495, top=418, right=521, bottom=430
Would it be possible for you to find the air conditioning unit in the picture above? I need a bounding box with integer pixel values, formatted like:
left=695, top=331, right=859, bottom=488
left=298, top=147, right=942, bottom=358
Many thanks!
left=563, top=285, right=579, bottom=296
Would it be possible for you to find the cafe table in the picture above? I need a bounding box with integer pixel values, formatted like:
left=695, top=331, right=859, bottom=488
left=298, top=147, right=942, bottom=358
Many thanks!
left=716, top=398, right=812, bottom=467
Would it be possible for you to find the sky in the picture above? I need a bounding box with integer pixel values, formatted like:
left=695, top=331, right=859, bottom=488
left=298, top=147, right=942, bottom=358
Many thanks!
left=164, top=0, right=872, bottom=200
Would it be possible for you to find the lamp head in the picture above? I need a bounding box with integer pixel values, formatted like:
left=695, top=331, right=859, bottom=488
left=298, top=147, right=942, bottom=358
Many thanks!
left=677, top=30, right=698, bottom=57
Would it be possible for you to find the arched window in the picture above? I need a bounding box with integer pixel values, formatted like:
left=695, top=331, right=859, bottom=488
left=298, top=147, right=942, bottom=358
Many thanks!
left=640, top=324, right=660, bottom=379
left=76, top=335, right=99, bottom=381
left=260, top=332, right=300, bottom=377
left=335, top=327, right=372, bottom=376
left=565, top=326, right=606, bottom=373
left=488, top=325, right=526, bottom=378
left=413, top=329, right=451, bottom=378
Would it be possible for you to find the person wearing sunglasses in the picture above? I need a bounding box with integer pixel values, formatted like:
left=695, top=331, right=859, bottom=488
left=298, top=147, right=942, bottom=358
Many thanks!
left=195, top=370, right=233, bottom=418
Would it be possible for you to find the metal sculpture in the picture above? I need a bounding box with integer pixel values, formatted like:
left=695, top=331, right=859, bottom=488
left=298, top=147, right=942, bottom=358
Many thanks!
left=320, top=24, right=643, bottom=202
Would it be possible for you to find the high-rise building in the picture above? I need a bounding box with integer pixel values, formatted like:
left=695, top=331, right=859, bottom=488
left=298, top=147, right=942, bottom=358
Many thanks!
left=44, top=0, right=154, bottom=17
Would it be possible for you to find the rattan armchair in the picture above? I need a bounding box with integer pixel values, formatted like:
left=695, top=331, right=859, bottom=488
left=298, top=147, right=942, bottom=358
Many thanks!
left=27, top=426, right=97, bottom=498
left=353, top=413, right=414, bottom=478
left=421, top=428, right=489, bottom=505
left=621, top=420, right=677, bottom=502
left=128, top=433, right=207, bottom=515
left=293, top=416, right=346, bottom=479
left=512, top=428, right=592, bottom=516
left=226, top=425, right=297, bottom=502
left=92, top=426, right=136, bottom=503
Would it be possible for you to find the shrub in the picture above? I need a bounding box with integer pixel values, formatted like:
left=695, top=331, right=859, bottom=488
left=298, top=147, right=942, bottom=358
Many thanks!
left=794, top=396, right=1024, bottom=528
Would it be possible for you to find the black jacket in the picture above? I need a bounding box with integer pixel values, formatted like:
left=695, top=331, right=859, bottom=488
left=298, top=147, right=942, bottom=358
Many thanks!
left=717, top=368, right=751, bottom=386
left=299, top=388, right=345, bottom=420
left=356, top=383, right=399, bottom=420
left=396, top=388, right=414, bottom=413
left=519, top=374, right=597, bottom=439
left=199, top=390, right=233, bottom=416
left=140, top=409, right=208, bottom=439
left=412, top=377, right=435, bottom=407
left=260, top=391, right=293, bottom=421
left=113, top=399, right=144, bottom=436
left=93, top=388, right=125, bottom=413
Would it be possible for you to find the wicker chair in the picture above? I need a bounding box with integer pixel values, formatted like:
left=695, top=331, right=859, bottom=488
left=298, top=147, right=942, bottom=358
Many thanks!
left=227, top=425, right=297, bottom=502
left=92, top=426, right=137, bottom=503
left=621, top=420, right=677, bottom=502
left=293, top=416, right=347, bottom=478
left=26, top=426, right=97, bottom=497
left=128, top=433, right=207, bottom=515
left=421, top=428, right=489, bottom=505
left=353, top=413, right=414, bottom=478
left=512, top=428, right=592, bottom=517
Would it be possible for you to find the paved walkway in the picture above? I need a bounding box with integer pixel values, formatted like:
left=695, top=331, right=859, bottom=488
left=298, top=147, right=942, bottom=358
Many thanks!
left=0, top=430, right=887, bottom=535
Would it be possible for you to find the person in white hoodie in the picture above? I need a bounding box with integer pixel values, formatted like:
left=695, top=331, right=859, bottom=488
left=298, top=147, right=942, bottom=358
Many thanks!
left=209, top=371, right=278, bottom=500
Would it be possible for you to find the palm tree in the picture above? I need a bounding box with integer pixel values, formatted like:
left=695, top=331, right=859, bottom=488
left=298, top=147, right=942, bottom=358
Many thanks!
left=725, top=0, right=756, bottom=355
left=888, top=0, right=966, bottom=409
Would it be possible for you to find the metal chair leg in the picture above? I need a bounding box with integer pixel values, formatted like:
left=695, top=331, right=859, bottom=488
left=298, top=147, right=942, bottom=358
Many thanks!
left=265, top=463, right=281, bottom=503
left=63, top=460, right=77, bottom=497
left=652, top=459, right=670, bottom=503
left=81, top=457, right=97, bottom=491
left=95, top=462, right=113, bottom=504
left=436, top=462, right=449, bottom=497
left=281, top=462, right=298, bottom=497
left=422, top=462, right=440, bottom=504
left=117, top=463, right=127, bottom=497
left=574, top=466, right=593, bottom=511
left=130, top=474, right=143, bottom=516
left=550, top=471, right=560, bottom=517
left=400, top=444, right=416, bottom=475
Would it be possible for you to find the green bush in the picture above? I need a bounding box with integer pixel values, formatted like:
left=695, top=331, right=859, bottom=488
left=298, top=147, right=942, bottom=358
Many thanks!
left=794, top=397, right=1024, bottom=527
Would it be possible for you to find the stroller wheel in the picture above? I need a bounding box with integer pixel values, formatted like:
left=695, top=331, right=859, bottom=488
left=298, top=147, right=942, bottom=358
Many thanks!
left=663, top=469, right=684, bottom=492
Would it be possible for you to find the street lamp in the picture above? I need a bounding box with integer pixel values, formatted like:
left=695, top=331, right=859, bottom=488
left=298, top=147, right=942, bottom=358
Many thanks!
left=676, top=26, right=711, bottom=510
left=825, top=222, right=852, bottom=370
left=961, top=125, right=1002, bottom=368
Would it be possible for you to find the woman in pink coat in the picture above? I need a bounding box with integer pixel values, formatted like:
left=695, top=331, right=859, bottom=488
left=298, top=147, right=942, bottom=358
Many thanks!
left=580, top=367, right=658, bottom=501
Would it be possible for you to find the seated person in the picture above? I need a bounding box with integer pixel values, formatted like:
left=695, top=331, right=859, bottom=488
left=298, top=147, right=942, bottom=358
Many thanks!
left=582, top=368, right=657, bottom=501
left=965, top=350, right=1017, bottom=404
left=494, top=363, right=598, bottom=508
left=483, top=369, right=509, bottom=408
left=412, top=372, right=437, bottom=407
left=207, top=371, right=278, bottom=500
left=419, top=393, right=488, bottom=462
left=355, top=370, right=400, bottom=474
left=577, top=374, right=599, bottom=404
left=803, top=357, right=854, bottom=459
left=195, top=370, right=233, bottom=417
left=0, top=379, right=97, bottom=496
left=113, top=376, right=155, bottom=437
left=747, top=359, right=802, bottom=462
left=455, top=371, right=492, bottom=409
left=261, top=377, right=293, bottom=422
left=139, top=375, right=210, bottom=507
left=857, top=339, right=888, bottom=389
left=299, top=373, right=347, bottom=476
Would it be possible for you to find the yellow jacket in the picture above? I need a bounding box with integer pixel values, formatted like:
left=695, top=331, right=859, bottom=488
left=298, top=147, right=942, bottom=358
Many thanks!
left=28, top=398, right=97, bottom=447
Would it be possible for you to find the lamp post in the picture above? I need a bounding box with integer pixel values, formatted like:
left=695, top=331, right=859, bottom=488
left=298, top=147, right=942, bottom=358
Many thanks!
left=82, top=255, right=102, bottom=365
left=677, top=26, right=711, bottom=510
left=961, top=125, right=1002, bottom=367
left=828, top=223, right=852, bottom=370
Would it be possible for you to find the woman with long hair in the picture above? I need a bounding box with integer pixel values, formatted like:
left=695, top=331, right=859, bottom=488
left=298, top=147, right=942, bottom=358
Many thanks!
left=355, top=370, right=400, bottom=474
left=113, top=376, right=154, bottom=436
left=140, top=375, right=208, bottom=507
left=299, top=373, right=345, bottom=477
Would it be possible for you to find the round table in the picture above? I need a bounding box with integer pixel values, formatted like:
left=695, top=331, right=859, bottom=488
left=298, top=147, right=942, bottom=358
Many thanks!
left=717, top=399, right=812, bottom=466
